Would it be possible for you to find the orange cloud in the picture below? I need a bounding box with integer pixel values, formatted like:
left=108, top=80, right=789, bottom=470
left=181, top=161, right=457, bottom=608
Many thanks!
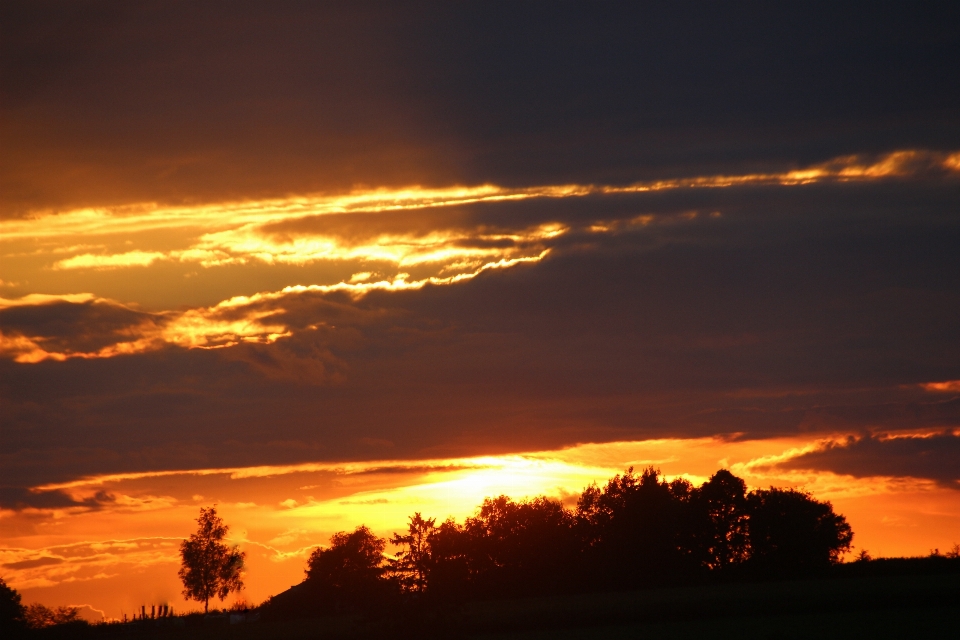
left=6, top=148, right=956, bottom=363
left=53, top=251, right=168, bottom=270
left=0, top=247, right=548, bottom=363
left=921, top=380, right=960, bottom=392
left=4, top=149, right=955, bottom=273
left=0, top=294, right=167, bottom=363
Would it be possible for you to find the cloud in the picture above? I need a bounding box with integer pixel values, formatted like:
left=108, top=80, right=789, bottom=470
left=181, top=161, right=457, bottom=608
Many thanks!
left=0, top=296, right=165, bottom=363
left=2, top=158, right=959, bottom=489
left=0, top=538, right=183, bottom=592
left=34, top=459, right=494, bottom=494
left=0, top=486, right=114, bottom=511
left=3, top=4, right=959, bottom=214
left=0, top=251, right=546, bottom=362
left=53, top=251, right=168, bottom=270
left=6, top=149, right=956, bottom=255
left=3, top=556, right=65, bottom=570
left=922, top=380, right=960, bottom=393
left=780, top=431, right=960, bottom=489
left=67, top=605, right=105, bottom=624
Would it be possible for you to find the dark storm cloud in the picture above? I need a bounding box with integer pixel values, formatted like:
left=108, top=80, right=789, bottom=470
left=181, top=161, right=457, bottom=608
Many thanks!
left=2, top=1, right=959, bottom=213
left=782, top=431, right=960, bottom=489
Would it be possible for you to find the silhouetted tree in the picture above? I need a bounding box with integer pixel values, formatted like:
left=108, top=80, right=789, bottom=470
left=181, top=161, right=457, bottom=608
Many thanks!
left=577, top=467, right=696, bottom=587
left=267, top=467, right=863, bottom=620
left=178, top=506, right=246, bottom=613
left=305, top=525, right=392, bottom=611
left=390, top=513, right=436, bottom=593
left=422, top=518, right=473, bottom=601
left=464, top=495, right=577, bottom=596
left=746, top=487, right=853, bottom=575
left=22, top=603, right=83, bottom=629
left=690, top=469, right=749, bottom=571
left=0, top=578, right=26, bottom=636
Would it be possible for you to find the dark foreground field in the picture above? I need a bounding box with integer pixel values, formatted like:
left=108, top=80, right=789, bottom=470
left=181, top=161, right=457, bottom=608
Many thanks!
left=463, top=573, right=959, bottom=639
left=38, top=568, right=960, bottom=640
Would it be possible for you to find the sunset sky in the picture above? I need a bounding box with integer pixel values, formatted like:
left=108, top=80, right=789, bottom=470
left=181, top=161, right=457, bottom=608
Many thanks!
left=2, top=2, right=959, bottom=622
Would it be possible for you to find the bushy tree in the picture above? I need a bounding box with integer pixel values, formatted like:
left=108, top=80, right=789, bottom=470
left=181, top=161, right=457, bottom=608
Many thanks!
left=0, top=578, right=26, bottom=635
left=465, top=495, right=577, bottom=596
left=577, top=467, right=696, bottom=587
left=305, top=525, right=390, bottom=610
left=178, top=506, right=246, bottom=613
left=745, top=487, right=853, bottom=574
left=420, top=518, right=472, bottom=600
left=690, top=469, right=750, bottom=570
left=23, top=603, right=82, bottom=628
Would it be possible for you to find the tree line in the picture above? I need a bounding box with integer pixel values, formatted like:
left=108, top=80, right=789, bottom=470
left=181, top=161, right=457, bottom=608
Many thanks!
left=265, top=467, right=854, bottom=617
left=0, top=580, right=87, bottom=637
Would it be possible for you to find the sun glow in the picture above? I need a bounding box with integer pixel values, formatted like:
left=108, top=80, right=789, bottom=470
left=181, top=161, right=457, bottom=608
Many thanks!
left=4, top=434, right=959, bottom=620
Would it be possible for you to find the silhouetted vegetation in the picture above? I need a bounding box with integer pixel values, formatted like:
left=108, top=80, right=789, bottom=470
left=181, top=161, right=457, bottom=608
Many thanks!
left=22, top=604, right=84, bottom=629
left=745, top=486, right=853, bottom=575
left=8, top=469, right=956, bottom=638
left=179, top=507, right=246, bottom=613
left=0, top=577, right=27, bottom=636
left=389, top=513, right=435, bottom=594
left=0, top=581, right=88, bottom=639
left=262, top=467, right=860, bottom=619
left=302, top=525, right=393, bottom=615
left=14, top=569, right=960, bottom=639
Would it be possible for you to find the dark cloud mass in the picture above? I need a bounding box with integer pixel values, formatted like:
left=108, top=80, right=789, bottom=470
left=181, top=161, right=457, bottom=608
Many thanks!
left=783, top=432, right=960, bottom=489
left=0, top=486, right=114, bottom=511
left=2, top=1, right=960, bottom=213
left=0, top=298, right=162, bottom=355
left=1, top=3, right=959, bottom=495
left=2, top=556, right=65, bottom=570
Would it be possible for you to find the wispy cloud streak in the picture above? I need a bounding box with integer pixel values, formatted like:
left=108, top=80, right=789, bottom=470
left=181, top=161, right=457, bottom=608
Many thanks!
left=0, top=251, right=545, bottom=362
left=3, top=149, right=956, bottom=364
left=3, top=149, right=955, bottom=265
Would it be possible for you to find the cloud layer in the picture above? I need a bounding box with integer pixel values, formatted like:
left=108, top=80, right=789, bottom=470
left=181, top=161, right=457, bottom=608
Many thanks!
left=2, top=160, right=959, bottom=490
left=3, top=3, right=960, bottom=215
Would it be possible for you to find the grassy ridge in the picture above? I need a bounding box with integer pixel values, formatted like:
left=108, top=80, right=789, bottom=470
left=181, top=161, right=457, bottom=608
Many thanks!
left=39, top=569, right=959, bottom=639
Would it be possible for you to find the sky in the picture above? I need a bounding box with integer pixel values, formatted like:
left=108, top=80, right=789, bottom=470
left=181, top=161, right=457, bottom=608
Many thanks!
left=2, top=1, right=960, bottom=621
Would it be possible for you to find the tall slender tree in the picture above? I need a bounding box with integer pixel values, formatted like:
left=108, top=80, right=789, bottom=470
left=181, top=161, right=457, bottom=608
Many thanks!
left=178, top=507, right=246, bottom=613
left=390, top=513, right=436, bottom=593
